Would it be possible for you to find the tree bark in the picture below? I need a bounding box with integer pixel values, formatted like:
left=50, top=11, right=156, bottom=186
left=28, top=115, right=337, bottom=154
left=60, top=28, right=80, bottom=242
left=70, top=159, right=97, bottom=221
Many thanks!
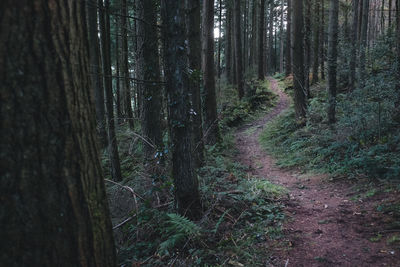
left=99, top=0, right=122, bottom=181
left=115, top=16, right=123, bottom=123
left=349, top=0, right=359, bottom=90
left=259, top=0, right=266, bottom=80
left=280, top=0, right=285, bottom=73
left=327, top=0, right=339, bottom=124
left=286, top=0, right=292, bottom=76
left=186, top=0, right=205, bottom=167
left=121, top=0, right=134, bottom=129
left=359, top=0, right=370, bottom=85
left=311, top=0, right=320, bottom=85
left=268, top=1, right=274, bottom=74
left=226, top=5, right=233, bottom=83
left=218, top=0, right=223, bottom=78
left=304, top=0, right=311, bottom=97
left=0, top=1, right=116, bottom=265
left=136, top=0, right=164, bottom=166
left=320, top=0, right=326, bottom=80
left=250, top=0, right=258, bottom=68
left=292, top=0, right=307, bottom=121
left=86, top=0, right=107, bottom=147
left=202, top=0, right=220, bottom=145
left=234, top=0, right=245, bottom=98
left=161, top=0, right=201, bottom=219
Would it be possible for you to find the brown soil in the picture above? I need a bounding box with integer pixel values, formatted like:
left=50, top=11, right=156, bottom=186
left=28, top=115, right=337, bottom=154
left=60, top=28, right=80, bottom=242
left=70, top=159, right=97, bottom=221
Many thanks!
left=235, top=78, right=400, bottom=267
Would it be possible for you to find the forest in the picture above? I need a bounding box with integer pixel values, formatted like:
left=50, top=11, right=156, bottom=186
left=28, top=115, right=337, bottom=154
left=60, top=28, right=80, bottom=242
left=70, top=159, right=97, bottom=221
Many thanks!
left=1, top=0, right=400, bottom=266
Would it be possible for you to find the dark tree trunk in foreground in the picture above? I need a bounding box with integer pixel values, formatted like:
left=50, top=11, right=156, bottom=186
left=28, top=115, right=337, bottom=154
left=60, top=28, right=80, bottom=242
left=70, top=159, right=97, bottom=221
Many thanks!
left=0, top=1, right=116, bottom=266
left=121, top=0, right=134, bottom=129
left=202, top=0, right=220, bottom=145
left=292, top=0, right=307, bottom=121
left=312, top=0, right=321, bottom=85
left=99, top=0, right=122, bottom=181
left=86, top=0, right=107, bottom=147
left=234, top=0, right=244, bottom=98
left=161, top=0, right=201, bottom=219
left=137, top=0, right=164, bottom=165
left=349, top=0, right=359, bottom=91
left=258, top=0, right=266, bottom=80
left=186, top=0, right=205, bottom=167
left=286, top=0, right=292, bottom=76
left=327, top=0, right=339, bottom=124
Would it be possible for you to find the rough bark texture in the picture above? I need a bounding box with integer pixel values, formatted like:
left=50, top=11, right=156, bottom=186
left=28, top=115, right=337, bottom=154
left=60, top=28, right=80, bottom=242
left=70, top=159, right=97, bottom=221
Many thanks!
left=395, top=0, right=400, bottom=117
left=99, top=0, right=122, bottom=181
left=286, top=0, right=292, bottom=76
left=349, top=0, right=359, bottom=91
left=258, top=0, right=266, bottom=80
left=304, top=0, right=311, bottom=97
left=121, top=0, right=134, bottom=129
left=186, top=0, right=205, bottom=167
left=0, top=1, right=116, bottom=266
left=292, top=0, right=307, bottom=121
left=226, top=6, right=233, bottom=83
left=86, top=0, right=107, bottom=147
left=161, top=0, right=201, bottom=219
left=311, top=0, right=321, bottom=85
left=234, top=0, right=245, bottom=98
left=327, top=0, right=339, bottom=124
left=115, top=16, right=123, bottom=123
left=202, top=0, right=220, bottom=145
left=137, top=0, right=164, bottom=165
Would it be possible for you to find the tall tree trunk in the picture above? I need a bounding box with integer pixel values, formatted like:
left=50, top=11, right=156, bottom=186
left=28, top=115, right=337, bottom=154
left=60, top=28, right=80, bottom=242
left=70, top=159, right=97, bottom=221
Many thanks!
left=311, top=0, right=320, bottom=85
left=202, top=0, right=221, bottom=145
left=259, top=0, right=266, bottom=79
left=293, top=0, right=307, bottom=121
left=186, top=0, right=205, bottom=167
left=389, top=0, right=393, bottom=29
left=394, top=0, right=400, bottom=117
left=0, top=1, right=116, bottom=265
left=161, top=0, right=201, bottom=219
left=286, top=0, right=292, bottom=76
left=226, top=6, right=233, bottom=83
left=121, top=0, right=134, bottom=129
left=218, top=0, right=223, bottom=78
left=327, top=0, right=339, bottom=124
left=359, top=0, right=370, bottom=85
left=137, top=0, right=164, bottom=166
left=234, top=0, right=245, bottom=98
left=320, top=0, right=326, bottom=80
left=86, top=0, right=107, bottom=147
left=115, top=17, right=123, bottom=123
left=280, top=0, right=285, bottom=73
left=268, top=1, right=274, bottom=74
left=304, top=0, right=311, bottom=98
left=99, top=0, right=122, bottom=181
left=250, top=0, right=258, bottom=67
left=349, top=0, right=359, bottom=90
left=243, top=0, right=248, bottom=73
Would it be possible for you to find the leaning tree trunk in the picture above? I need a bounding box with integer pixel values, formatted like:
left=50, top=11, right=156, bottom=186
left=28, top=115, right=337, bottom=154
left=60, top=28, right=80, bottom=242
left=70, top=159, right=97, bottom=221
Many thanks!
left=202, top=0, right=220, bottom=145
left=161, top=0, right=202, bottom=219
left=285, top=0, right=292, bottom=76
left=0, top=1, right=116, bottom=266
left=327, top=0, right=339, bottom=124
left=99, top=0, right=122, bottom=181
left=292, top=0, right=307, bottom=122
left=349, top=0, right=359, bottom=91
left=86, top=0, right=107, bottom=147
left=186, top=0, right=205, bottom=167
left=137, top=0, right=164, bottom=166
left=234, top=0, right=245, bottom=98
left=258, top=0, right=266, bottom=80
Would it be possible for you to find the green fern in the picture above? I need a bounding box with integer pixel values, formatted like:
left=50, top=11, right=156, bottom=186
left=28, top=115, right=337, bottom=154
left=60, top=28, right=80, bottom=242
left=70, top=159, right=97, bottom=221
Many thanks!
left=158, top=213, right=201, bottom=255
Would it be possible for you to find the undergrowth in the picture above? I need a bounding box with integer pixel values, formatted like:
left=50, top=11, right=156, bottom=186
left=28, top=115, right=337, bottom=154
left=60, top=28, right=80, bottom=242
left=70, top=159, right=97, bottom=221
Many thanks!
left=103, top=78, right=285, bottom=266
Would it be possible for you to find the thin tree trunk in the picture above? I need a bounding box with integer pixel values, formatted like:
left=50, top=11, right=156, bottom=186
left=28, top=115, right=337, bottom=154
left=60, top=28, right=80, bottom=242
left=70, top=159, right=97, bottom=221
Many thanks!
left=226, top=6, right=233, bottom=82
left=218, top=0, right=223, bottom=78
left=99, top=0, right=122, bottom=181
left=359, top=0, right=370, bottom=85
left=312, top=0, right=321, bottom=85
left=304, top=0, right=311, bottom=97
left=349, top=0, right=359, bottom=90
left=161, top=0, right=201, bottom=219
left=234, top=0, right=245, bottom=98
left=293, top=0, right=307, bottom=121
left=115, top=17, right=123, bottom=123
left=250, top=0, right=258, bottom=67
left=327, top=0, right=339, bottom=124
left=320, top=0, right=326, bottom=80
left=0, top=1, right=116, bottom=265
left=268, top=1, right=274, bottom=74
left=186, top=0, right=205, bottom=167
left=280, top=0, right=285, bottom=73
left=259, top=0, right=266, bottom=79
left=286, top=0, right=292, bottom=76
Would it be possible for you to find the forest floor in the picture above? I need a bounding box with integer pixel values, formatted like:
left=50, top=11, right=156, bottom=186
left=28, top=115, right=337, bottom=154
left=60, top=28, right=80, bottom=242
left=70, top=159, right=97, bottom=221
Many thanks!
left=235, top=77, right=400, bottom=266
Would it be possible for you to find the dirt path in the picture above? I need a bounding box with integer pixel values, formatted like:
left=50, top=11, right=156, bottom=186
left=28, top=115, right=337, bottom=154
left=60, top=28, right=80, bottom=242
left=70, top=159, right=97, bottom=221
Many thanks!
left=235, top=78, right=399, bottom=266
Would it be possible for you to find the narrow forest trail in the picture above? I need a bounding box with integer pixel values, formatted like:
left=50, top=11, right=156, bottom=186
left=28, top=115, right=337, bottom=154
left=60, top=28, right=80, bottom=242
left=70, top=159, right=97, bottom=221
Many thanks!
left=235, top=78, right=400, bottom=267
